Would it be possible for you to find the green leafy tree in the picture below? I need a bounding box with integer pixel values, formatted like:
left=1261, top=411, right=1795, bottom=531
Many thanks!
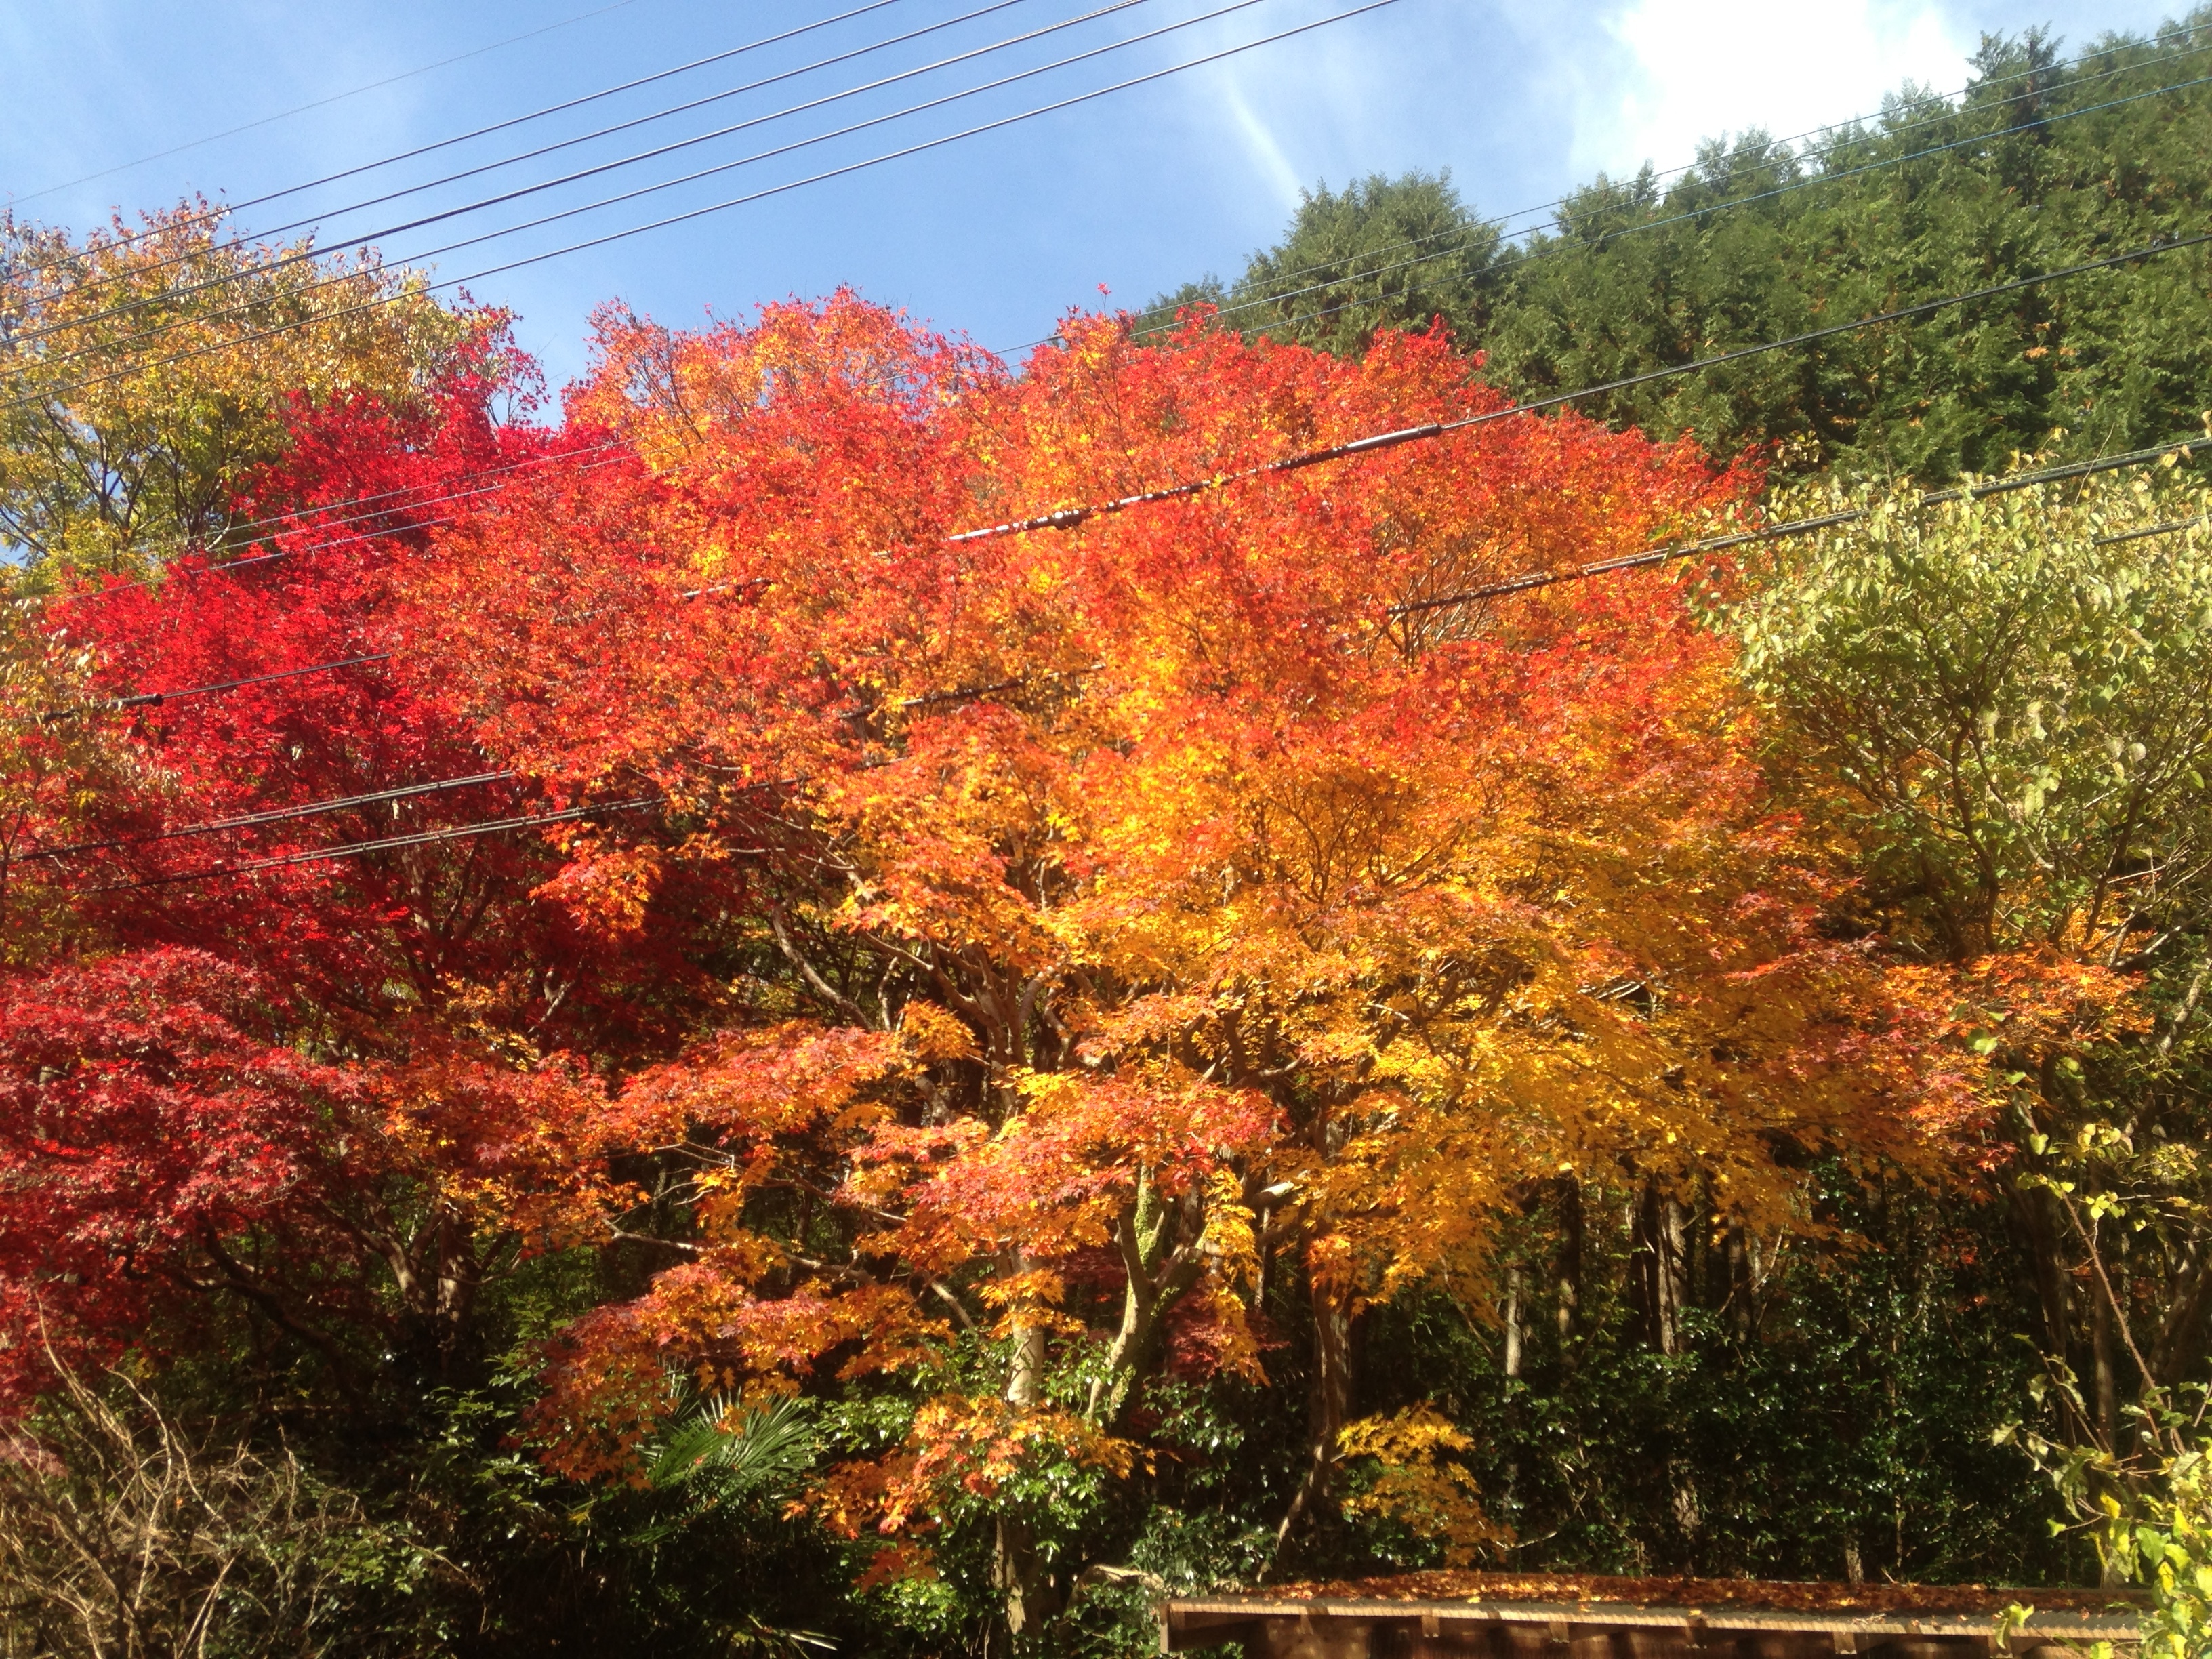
left=1158, top=16, right=2212, bottom=478
left=1140, top=170, right=1500, bottom=355
left=1734, top=457, right=2212, bottom=1519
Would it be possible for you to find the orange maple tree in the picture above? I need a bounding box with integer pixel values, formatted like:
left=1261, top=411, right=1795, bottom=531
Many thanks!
left=377, top=295, right=1958, bottom=1619
left=0, top=280, right=2001, bottom=1636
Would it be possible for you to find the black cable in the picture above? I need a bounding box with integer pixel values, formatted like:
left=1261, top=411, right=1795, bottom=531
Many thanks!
left=54, top=565, right=767, bottom=718
left=58, top=445, right=621, bottom=577
left=20, top=26, right=2184, bottom=573
left=6, top=0, right=1391, bottom=414
left=54, top=232, right=2209, bottom=714
left=21, top=770, right=520, bottom=861
left=85, top=797, right=662, bottom=893
left=952, top=232, right=2212, bottom=544
left=13, top=0, right=1268, bottom=389
left=2095, top=512, right=2209, bottom=546
left=39, top=652, right=391, bottom=722
left=21, top=0, right=1132, bottom=342
left=898, top=660, right=1102, bottom=707
left=1390, top=434, right=2212, bottom=615
left=47, top=0, right=2154, bottom=390
left=7, top=0, right=911, bottom=272
left=71, top=327, right=2207, bottom=731
left=65, top=437, right=2212, bottom=890
left=14, top=0, right=1185, bottom=372
left=36, top=448, right=634, bottom=609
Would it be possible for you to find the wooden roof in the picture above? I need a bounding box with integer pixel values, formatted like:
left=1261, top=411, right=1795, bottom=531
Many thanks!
left=1161, top=1570, right=2146, bottom=1658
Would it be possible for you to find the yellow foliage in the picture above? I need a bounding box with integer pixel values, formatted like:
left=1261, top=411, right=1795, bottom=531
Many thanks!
left=1338, top=1406, right=1508, bottom=1566
left=1, top=201, right=487, bottom=583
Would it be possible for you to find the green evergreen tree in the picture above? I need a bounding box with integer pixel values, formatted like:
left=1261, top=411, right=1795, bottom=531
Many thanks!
left=1139, top=170, right=1499, bottom=356
left=1151, top=14, right=2212, bottom=478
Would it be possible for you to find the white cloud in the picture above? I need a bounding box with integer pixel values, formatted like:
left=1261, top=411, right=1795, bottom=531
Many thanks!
left=1217, top=73, right=1310, bottom=211
left=1584, top=0, right=1972, bottom=178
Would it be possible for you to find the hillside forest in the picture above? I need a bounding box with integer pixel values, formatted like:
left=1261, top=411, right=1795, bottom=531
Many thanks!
left=3, top=12, right=2212, bottom=1658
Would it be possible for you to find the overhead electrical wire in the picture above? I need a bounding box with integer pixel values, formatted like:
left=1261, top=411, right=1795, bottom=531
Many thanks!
left=2095, top=512, right=2209, bottom=546
left=22, top=25, right=2203, bottom=899
left=1389, top=433, right=2212, bottom=615
left=38, top=652, right=394, bottom=722
left=85, top=797, right=665, bottom=893
left=25, top=33, right=2200, bottom=583
left=8, top=0, right=911, bottom=269
left=43, top=436, right=2203, bottom=884
left=26, top=29, right=2021, bottom=577
left=35, top=9, right=2187, bottom=321
left=7, top=0, right=651, bottom=207
left=21, top=770, right=520, bottom=862
left=47, top=236, right=2208, bottom=737
left=951, top=231, right=2212, bottom=542
left=22, top=9, right=2188, bottom=434
left=30, top=26, right=2210, bottom=417
left=32, top=446, right=777, bottom=619
left=16, top=0, right=1286, bottom=384
left=22, top=0, right=1158, bottom=340
left=5, top=0, right=1399, bottom=414
left=35, top=96, right=2192, bottom=598
left=43, top=567, right=767, bottom=723
left=28, top=224, right=2195, bottom=644
left=38, top=447, right=635, bottom=609
left=39, top=439, right=752, bottom=619
left=66, top=428, right=2212, bottom=893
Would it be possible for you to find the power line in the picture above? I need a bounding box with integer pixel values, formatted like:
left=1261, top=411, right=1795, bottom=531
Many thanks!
left=39, top=652, right=392, bottom=723
left=78, top=433, right=2212, bottom=893
left=951, top=232, right=2212, bottom=544
left=22, top=0, right=1276, bottom=384
left=52, top=567, right=769, bottom=718
left=40, top=447, right=633, bottom=607
left=61, top=243, right=2207, bottom=729
left=86, top=797, right=663, bottom=893
left=7, top=0, right=904, bottom=267
left=2097, top=512, right=2208, bottom=546
left=20, top=770, right=519, bottom=861
left=18, top=28, right=2185, bottom=581
left=48, top=461, right=581, bottom=590
left=23, top=0, right=1139, bottom=340
left=1390, top=434, right=2212, bottom=615
left=6, top=0, right=1397, bottom=414
left=9, top=0, right=1269, bottom=387
left=5, top=0, right=650, bottom=207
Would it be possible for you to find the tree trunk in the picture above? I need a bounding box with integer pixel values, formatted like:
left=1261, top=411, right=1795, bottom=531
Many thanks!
left=1721, top=1219, right=1752, bottom=1339
left=2093, top=1262, right=2121, bottom=1454
left=995, top=1279, right=1061, bottom=1642
left=1502, top=1262, right=1524, bottom=1379
left=1273, top=1234, right=1356, bottom=1570
left=1630, top=1181, right=1691, bottom=1355
left=1554, top=1174, right=1582, bottom=1349
left=1501, top=1260, right=1525, bottom=1537
left=1658, top=1195, right=1691, bottom=1357
left=2006, top=1175, right=2080, bottom=1429
left=1086, top=1177, right=1204, bottom=1425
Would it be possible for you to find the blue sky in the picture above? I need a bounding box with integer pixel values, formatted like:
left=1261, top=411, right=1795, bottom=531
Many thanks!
left=0, top=0, right=2182, bottom=388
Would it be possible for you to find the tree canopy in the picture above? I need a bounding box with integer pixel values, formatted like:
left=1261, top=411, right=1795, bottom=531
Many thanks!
left=5, top=13, right=2212, bottom=1654
left=1147, top=16, right=2212, bottom=479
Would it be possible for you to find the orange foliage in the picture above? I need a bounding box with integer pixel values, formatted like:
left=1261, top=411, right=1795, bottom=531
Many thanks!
left=389, top=295, right=1960, bottom=1548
